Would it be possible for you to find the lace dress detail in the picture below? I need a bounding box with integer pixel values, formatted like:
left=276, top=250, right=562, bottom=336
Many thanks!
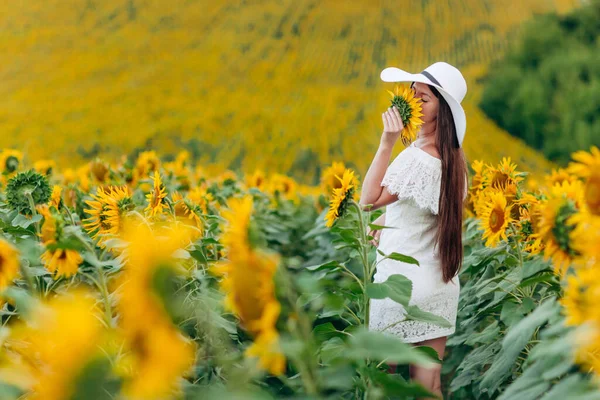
left=368, top=140, right=461, bottom=343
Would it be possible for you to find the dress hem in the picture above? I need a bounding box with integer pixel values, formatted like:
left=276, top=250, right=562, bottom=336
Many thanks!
left=400, top=328, right=456, bottom=343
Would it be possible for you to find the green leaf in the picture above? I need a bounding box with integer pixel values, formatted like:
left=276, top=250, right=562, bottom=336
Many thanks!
left=305, top=260, right=341, bottom=272
left=319, top=337, right=346, bottom=365
left=376, top=249, right=420, bottom=265
left=312, top=322, right=345, bottom=342
left=480, top=298, right=559, bottom=395
left=368, top=368, right=437, bottom=398
left=403, top=305, right=453, bottom=328
left=11, top=213, right=42, bottom=229
left=539, top=374, right=600, bottom=400
left=465, top=320, right=500, bottom=345
left=345, top=327, right=437, bottom=367
left=368, top=223, right=399, bottom=231
left=366, top=274, right=412, bottom=306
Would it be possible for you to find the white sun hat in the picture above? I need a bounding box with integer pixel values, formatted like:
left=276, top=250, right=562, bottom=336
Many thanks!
left=380, top=61, right=468, bottom=147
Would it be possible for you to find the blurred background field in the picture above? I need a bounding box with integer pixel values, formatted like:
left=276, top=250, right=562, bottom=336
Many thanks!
left=0, top=0, right=592, bottom=183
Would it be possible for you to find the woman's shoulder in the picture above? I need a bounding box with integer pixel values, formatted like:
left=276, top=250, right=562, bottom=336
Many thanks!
left=382, top=146, right=442, bottom=215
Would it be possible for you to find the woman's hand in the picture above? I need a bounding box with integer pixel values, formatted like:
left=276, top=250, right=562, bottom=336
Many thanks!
left=381, top=105, right=405, bottom=147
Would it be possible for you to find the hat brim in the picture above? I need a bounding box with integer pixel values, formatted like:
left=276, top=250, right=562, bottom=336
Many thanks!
left=380, top=67, right=466, bottom=147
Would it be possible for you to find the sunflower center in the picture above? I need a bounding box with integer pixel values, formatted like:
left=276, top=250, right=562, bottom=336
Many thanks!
left=489, top=207, right=505, bottom=233
left=492, top=172, right=509, bottom=189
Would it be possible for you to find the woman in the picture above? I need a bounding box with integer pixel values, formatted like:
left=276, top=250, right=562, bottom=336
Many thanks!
left=359, top=61, right=469, bottom=398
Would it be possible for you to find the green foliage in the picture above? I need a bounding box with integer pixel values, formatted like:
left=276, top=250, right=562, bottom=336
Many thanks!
left=479, top=0, right=600, bottom=165
left=442, top=217, right=598, bottom=399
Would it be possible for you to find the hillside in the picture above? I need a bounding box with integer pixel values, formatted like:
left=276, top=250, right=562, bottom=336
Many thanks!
left=0, top=0, right=583, bottom=182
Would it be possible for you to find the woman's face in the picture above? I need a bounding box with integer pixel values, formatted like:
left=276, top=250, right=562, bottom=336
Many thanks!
left=411, top=82, right=439, bottom=126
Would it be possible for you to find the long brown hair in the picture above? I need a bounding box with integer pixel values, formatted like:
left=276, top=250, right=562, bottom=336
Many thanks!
left=428, top=85, right=469, bottom=284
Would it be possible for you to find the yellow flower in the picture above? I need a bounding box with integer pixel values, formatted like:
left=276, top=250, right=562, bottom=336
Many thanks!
left=40, top=249, right=83, bottom=279
left=37, top=204, right=58, bottom=245
left=560, top=268, right=600, bottom=327
left=135, top=150, right=160, bottom=178
left=246, top=328, right=286, bottom=376
left=482, top=157, right=524, bottom=191
left=568, top=212, right=600, bottom=263
left=33, top=159, right=56, bottom=176
left=0, top=149, right=23, bottom=174
left=478, top=190, right=513, bottom=248
left=470, top=160, right=486, bottom=191
left=324, top=169, right=357, bottom=228
left=187, top=186, right=213, bottom=214
left=387, top=83, right=424, bottom=146
left=84, top=186, right=134, bottom=247
left=320, top=162, right=348, bottom=194
left=89, top=159, right=110, bottom=184
left=533, top=180, right=585, bottom=276
left=49, top=185, right=62, bottom=210
left=0, top=290, right=104, bottom=400
left=568, top=145, right=600, bottom=216
left=145, top=170, right=168, bottom=217
left=211, top=248, right=280, bottom=335
left=115, top=218, right=193, bottom=331
left=0, top=239, right=20, bottom=290
left=218, top=195, right=255, bottom=259
left=246, top=169, right=268, bottom=191
left=119, top=323, right=196, bottom=400
left=544, top=167, right=578, bottom=188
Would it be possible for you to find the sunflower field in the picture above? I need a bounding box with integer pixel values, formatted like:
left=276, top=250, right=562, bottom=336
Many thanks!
left=0, top=143, right=596, bottom=399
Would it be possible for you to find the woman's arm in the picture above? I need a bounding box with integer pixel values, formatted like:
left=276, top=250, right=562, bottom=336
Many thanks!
left=358, top=141, right=394, bottom=209
left=359, top=105, right=405, bottom=211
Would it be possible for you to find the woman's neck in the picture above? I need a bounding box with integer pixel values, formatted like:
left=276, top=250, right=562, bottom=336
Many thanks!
left=415, top=131, right=436, bottom=148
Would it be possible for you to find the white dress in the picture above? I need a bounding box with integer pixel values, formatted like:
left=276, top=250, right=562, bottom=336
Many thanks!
left=368, top=139, right=462, bottom=343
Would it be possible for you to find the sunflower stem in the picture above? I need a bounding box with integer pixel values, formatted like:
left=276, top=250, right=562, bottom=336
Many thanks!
left=24, top=192, right=41, bottom=237
left=349, top=199, right=371, bottom=328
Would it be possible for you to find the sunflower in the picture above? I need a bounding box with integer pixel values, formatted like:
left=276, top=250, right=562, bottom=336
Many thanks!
left=84, top=186, right=134, bottom=246
left=89, top=159, right=110, bottom=184
left=33, top=159, right=56, bottom=176
left=478, top=190, right=514, bottom=248
left=568, top=145, right=600, bottom=216
left=515, top=192, right=543, bottom=253
left=37, top=204, right=58, bottom=245
left=544, top=167, right=578, bottom=188
left=0, top=290, right=104, bottom=400
left=470, top=160, right=486, bottom=192
left=560, top=268, right=600, bottom=327
left=0, top=149, right=22, bottom=174
left=532, top=180, right=585, bottom=276
left=387, top=83, right=424, bottom=146
left=246, top=169, right=268, bottom=191
left=568, top=211, right=600, bottom=263
left=246, top=328, right=286, bottom=376
left=187, top=186, right=213, bottom=214
left=324, top=169, right=357, bottom=227
left=49, top=185, right=62, bottom=210
left=217, top=195, right=255, bottom=258
left=115, top=217, right=194, bottom=331
left=118, top=323, right=196, bottom=399
left=41, top=249, right=83, bottom=279
left=212, top=249, right=280, bottom=335
left=135, top=150, right=160, bottom=178
left=145, top=171, right=168, bottom=217
left=171, top=191, right=203, bottom=231
left=320, top=161, right=347, bottom=194
left=0, top=239, right=20, bottom=290
left=482, top=157, right=525, bottom=191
